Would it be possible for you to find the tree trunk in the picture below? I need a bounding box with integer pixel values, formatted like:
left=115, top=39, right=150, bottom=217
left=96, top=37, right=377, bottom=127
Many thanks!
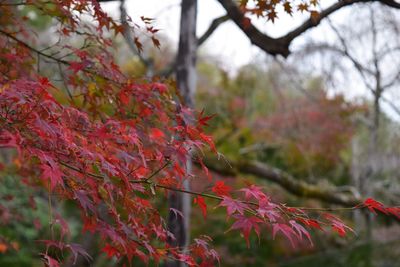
left=165, top=1, right=197, bottom=266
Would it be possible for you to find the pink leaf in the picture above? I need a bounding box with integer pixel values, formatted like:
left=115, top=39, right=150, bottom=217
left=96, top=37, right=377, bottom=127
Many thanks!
left=218, top=197, right=248, bottom=216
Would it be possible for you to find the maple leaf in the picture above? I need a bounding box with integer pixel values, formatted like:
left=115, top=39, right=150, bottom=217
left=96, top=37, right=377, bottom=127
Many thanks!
left=134, top=37, right=143, bottom=53
left=170, top=208, right=184, bottom=220
left=150, top=128, right=165, bottom=141
left=194, top=196, right=208, bottom=219
left=39, top=76, right=51, bottom=87
left=102, top=244, right=119, bottom=258
left=298, top=218, right=324, bottom=231
left=118, top=90, right=130, bottom=105
left=68, top=61, right=87, bottom=73
left=199, top=133, right=217, bottom=153
left=272, top=223, right=297, bottom=248
left=297, top=3, right=309, bottom=12
left=0, top=130, right=19, bottom=149
left=386, top=207, right=400, bottom=219
left=212, top=181, right=232, bottom=196
left=230, top=214, right=263, bottom=247
left=198, top=158, right=211, bottom=181
left=363, top=198, right=388, bottom=214
left=324, top=214, right=354, bottom=237
left=240, top=184, right=266, bottom=201
left=257, top=201, right=280, bottom=222
left=152, top=82, right=168, bottom=94
left=267, top=10, right=278, bottom=23
left=54, top=214, right=70, bottom=240
left=289, top=220, right=313, bottom=245
left=151, top=36, right=161, bottom=49
left=283, top=2, right=293, bottom=15
left=41, top=254, right=60, bottom=267
left=218, top=197, right=247, bottom=216
left=41, top=162, right=64, bottom=190
left=82, top=217, right=97, bottom=233
left=141, top=16, right=155, bottom=24
left=74, top=190, right=95, bottom=214
left=197, top=109, right=215, bottom=127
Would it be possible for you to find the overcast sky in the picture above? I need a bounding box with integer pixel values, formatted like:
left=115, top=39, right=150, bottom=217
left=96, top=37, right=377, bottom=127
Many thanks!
left=100, top=0, right=337, bottom=70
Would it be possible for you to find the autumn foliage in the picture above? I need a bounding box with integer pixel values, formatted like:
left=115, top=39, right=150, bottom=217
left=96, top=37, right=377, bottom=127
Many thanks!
left=0, top=1, right=398, bottom=266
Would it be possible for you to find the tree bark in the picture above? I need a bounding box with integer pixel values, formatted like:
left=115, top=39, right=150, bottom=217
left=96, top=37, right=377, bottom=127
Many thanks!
left=165, top=1, right=197, bottom=266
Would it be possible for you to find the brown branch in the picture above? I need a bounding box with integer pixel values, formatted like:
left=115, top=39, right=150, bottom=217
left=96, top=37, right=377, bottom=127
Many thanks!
left=216, top=0, right=289, bottom=56
left=202, top=155, right=363, bottom=207
left=216, top=0, right=400, bottom=57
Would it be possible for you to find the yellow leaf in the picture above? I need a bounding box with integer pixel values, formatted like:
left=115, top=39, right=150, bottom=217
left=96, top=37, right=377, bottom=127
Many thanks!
left=88, top=82, right=96, bottom=96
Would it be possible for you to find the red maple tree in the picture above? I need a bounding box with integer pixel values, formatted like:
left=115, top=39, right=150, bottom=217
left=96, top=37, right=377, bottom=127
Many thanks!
left=0, top=1, right=398, bottom=266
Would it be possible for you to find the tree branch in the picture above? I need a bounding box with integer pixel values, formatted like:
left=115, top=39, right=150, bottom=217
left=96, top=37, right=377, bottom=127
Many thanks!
left=216, top=0, right=290, bottom=56
left=202, top=155, right=363, bottom=207
left=60, top=159, right=363, bottom=213
left=197, top=15, right=229, bottom=46
left=0, top=29, right=121, bottom=84
left=119, top=0, right=155, bottom=76
left=216, top=0, right=400, bottom=57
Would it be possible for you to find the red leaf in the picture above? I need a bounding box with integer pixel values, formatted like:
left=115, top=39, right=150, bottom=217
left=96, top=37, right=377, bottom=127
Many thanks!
left=257, top=200, right=280, bottom=222
left=230, top=214, right=263, bottom=247
left=324, top=213, right=354, bottom=237
left=212, top=181, right=232, bottom=197
left=364, top=198, right=388, bottom=214
left=41, top=163, right=64, bottom=190
left=272, top=223, right=297, bottom=248
left=41, top=254, right=60, bottom=267
left=386, top=207, right=400, bottom=219
left=150, top=128, right=165, bottom=140
left=194, top=196, right=207, bottom=219
left=197, top=110, right=215, bottom=127
left=82, top=217, right=97, bottom=233
left=68, top=61, right=87, bottom=73
left=119, top=90, right=130, bottom=105
left=240, top=184, right=267, bottom=201
left=199, top=133, right=217, bottom=153
left=218, top=197, right=247, bottom=216
left=298, top=218, right=323, bottom=231
left=0, top=130, right=19, bottom=149
left=102, top=244, right=119, bottom=258
left=289, top=220, right=313, bottom=245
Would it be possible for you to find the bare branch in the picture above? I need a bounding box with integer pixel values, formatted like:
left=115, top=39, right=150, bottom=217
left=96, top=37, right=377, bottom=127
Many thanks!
left=216, top=0, right=289, bottom=56
left=119, top=0, right=154, bottom=71
left=216, top=0, right=400, bottom=57
left=197, top=15, right=229, bottom=46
